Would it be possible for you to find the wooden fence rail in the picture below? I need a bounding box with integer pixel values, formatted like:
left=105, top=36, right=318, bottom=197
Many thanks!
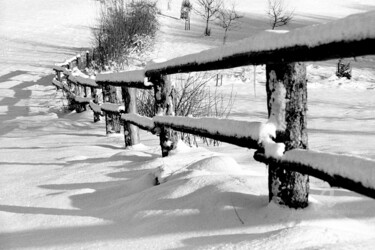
left=52, top=11, right=375, bottom=208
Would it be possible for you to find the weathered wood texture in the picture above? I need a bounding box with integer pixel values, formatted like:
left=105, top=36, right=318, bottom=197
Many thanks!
left=151, top=75, right=178, bottom=157
left=122, top=87, right=140, bottom=147
left=91, top=87, right=101, bottom=122
left=102, top=85, right=122, bottom=134
left=265, top=62, right=309, bottom=208
left=154, top=119, right=260, bottom=150
left=254, top=152, right=375, bottom=200
left=96, top=80, right=152, bottom=89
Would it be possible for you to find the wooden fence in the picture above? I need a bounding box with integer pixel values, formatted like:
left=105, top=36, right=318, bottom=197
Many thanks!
left=52, top=11, right=375, bottom=208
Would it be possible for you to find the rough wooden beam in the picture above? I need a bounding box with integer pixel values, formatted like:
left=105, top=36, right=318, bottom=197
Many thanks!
left=146, top=39, right=375, bottom=76
left=75, top=76, right=99, bottom=88
left=254, top=152, right=375, bottom=200
left=153, top=117, right=261, bottom=150
left=96, top=70, right=152, bottom=89
left=121, top=114, right=155, bottom=133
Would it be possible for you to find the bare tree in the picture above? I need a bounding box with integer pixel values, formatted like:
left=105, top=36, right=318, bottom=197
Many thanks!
left=195, top=0, right=223, bottom=36
left=267, top=0, right=294, bottom=30
left=216, top=3, right=243, bottom=44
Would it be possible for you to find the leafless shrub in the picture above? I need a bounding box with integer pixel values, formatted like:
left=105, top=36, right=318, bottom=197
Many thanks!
left=216, top=3, right=243, bottom=44
left=266, top=0, right=294, bottom=30
left=137, top=72, right=235, bottom=146
left=194, top=0, right=223, bottom=36
left=92, top=0, right=158, bottom=69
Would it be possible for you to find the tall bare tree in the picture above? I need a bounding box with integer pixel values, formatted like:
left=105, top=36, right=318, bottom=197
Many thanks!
left=267, top=0, right=294, bottom=30
left=195, top=0, right=223, bottom=36
left=217, top=3, right=243, bottom=44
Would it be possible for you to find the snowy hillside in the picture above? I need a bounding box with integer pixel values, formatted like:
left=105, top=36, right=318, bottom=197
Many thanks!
left=1, top=0, right=375, bottom=249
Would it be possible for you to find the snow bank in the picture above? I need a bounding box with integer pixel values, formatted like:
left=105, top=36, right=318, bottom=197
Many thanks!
left=146, top=11, right=375, bottom=71
left=186, top=156, right=242, bottom=174
left=283, top=149, right=375, bottom=189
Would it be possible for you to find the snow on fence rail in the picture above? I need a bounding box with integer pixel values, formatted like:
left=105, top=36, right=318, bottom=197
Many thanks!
left=145, top=11, right=375, bottom=75
left=52, top=11, right=375, bottom=208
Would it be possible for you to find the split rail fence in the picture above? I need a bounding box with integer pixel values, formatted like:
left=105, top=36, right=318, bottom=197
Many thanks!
left=52, top=11, right=375, bottom=208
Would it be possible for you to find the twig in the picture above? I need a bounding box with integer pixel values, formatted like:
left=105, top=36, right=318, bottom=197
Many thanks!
left=231, top=199, right=245, bottom=225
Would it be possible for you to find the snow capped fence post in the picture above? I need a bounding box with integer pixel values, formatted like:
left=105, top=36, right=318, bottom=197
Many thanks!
left=150, top=74, right=178, bottom=157
left=265, top=62, right=309, bottom=209
left=65, top=76, right=76, bottom=111
left=102, top=84, right=122, bottom=134
left=91, top=87, right=100, bottom=122
left=74, top=82, right=84, bottom=113
left=76, top=55, right=81, bottom=69
left=121, top=87, right=140, bottom=147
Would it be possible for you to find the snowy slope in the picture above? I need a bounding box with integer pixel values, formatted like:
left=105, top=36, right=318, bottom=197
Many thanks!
left=1, top=0, right=375, bottom=249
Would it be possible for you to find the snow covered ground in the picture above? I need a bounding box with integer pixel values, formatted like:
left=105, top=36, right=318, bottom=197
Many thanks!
left=1, top=0, right=375, bottom=249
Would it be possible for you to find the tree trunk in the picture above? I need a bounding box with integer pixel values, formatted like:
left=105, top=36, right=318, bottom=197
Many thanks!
left=223, top=29, right=228, bottom=45
left=266, top=62, right=309, bottom=209
left=122, top=87, right=140, bottom=147
left=205, top=18, right=210, bottom=36
left=151, top=74, right=178, bottom=157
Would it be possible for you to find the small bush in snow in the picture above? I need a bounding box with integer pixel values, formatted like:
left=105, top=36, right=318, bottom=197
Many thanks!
left=336, top=58, right=352, bottom=79
left=92, top=0, right=158, bottom=69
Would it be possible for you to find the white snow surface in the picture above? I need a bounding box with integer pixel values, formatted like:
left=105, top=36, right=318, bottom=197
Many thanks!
left=1, top=0, right=375, bottom=249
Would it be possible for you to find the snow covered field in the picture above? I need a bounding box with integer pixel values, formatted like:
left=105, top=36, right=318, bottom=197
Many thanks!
left=1, top=0, right=375, bottom=249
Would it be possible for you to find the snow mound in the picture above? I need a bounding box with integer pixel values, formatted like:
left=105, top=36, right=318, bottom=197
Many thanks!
left=186, top=156, right=241, bottom=173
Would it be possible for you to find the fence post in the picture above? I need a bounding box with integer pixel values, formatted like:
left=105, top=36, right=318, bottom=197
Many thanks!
left=86, top=51, right=91, bottom=68
left=121, top=87, right=140, bottom=147
left=102, top=84, right=121, bottom=134
left=150, top=74, right=177, bottom=157
left=76, top=55, right=81, bottom=69
left=91, top=87, right=100, bottom=122
left=265, top=62, right=309, bottom=209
